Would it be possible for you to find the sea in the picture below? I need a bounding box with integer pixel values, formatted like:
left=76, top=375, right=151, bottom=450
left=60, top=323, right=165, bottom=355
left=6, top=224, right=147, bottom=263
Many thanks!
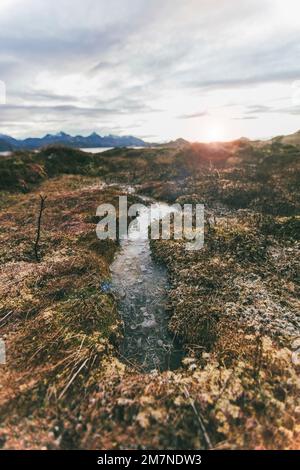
left=0, top=146, right=146, bottom=156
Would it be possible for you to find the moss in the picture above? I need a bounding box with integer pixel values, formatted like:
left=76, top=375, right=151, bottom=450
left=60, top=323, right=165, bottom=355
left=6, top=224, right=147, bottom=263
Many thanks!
left=0, top=141, right=299, bottom=449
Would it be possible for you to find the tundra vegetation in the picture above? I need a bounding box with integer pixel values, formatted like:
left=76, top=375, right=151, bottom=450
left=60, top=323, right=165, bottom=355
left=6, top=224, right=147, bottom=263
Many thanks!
left=0, top=140, right=299, bottom=449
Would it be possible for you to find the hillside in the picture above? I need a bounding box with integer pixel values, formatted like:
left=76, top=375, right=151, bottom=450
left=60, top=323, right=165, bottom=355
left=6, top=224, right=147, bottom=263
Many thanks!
left=271, top=130, right=300, bottom=146
left=0, top=139, right=12, bottom=152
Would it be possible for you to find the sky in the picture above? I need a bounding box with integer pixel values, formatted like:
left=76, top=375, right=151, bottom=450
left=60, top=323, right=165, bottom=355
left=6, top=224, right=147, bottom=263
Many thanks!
left=0, top=0, right=300, bottom=142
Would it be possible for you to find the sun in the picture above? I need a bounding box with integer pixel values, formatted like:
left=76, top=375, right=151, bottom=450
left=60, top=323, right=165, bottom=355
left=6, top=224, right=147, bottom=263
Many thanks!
left=204, top=125, right=227, bottom=143
left=199, top=120, right=228, bottom=143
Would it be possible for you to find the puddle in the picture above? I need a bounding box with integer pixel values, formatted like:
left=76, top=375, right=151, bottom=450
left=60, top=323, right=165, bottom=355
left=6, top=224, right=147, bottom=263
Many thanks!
left=110, top=193, right=182, bottom=372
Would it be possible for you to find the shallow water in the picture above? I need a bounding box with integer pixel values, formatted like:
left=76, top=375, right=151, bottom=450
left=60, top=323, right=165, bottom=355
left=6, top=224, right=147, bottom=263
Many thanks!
left=110, top=196, right=182, bottom=372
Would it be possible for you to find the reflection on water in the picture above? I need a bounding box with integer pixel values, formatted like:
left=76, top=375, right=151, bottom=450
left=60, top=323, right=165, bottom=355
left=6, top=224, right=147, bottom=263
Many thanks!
left=80, top=147, right=114, bottom=153
left=0, top=146, right=146, bottom=157
left=110, top=198, right=182, bottom=372
left=80, top=146, right=146, bottom=153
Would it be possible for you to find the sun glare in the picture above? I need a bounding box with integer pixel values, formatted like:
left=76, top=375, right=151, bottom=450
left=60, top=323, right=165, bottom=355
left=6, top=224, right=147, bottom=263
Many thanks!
left=204, top=125, right=227, bottom=143
left=0, top=0, right=20, bottom=12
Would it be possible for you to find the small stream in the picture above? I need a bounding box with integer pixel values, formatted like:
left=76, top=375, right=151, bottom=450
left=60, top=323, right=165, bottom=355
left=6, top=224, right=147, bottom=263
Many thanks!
left=110, top=190, right=182, bottom=372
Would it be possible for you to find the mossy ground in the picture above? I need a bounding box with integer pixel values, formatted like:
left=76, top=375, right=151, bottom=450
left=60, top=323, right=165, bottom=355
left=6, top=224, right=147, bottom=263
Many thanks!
left=0, top=143, right=299, bottom=449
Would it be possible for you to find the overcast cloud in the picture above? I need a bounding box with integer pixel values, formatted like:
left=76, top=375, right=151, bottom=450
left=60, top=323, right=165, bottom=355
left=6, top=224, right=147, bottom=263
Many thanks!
left=0, top=0, right=300, bottom=141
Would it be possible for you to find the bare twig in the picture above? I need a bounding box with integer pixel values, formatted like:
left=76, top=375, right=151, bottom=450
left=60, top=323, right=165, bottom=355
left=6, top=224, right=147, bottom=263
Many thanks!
left=212, top=367, right=236, bottom=408
left=253, top=331, right=263, bottom=382
left=0, top=310, right=14, bottom=327
left=34, top=194, right=47, bottom=262
left=182, top=385, right=213, bottom=449
left=58, top=358, right=89, bottom=400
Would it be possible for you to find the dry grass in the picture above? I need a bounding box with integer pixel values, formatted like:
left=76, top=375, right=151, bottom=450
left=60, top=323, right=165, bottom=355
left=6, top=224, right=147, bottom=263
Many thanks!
left=0, top=144, right=299, bottom=449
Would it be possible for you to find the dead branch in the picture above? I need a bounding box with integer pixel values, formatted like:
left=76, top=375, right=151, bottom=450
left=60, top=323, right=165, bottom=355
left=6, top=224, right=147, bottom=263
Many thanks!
left=58, top=358, right=89, bottom=400
left=34, top=194, right=47, bottom=262
left=182, top=385, right=213, bottom=449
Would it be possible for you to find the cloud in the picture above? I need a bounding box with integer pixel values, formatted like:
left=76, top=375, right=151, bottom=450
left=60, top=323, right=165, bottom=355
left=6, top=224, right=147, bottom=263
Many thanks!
left=177, top=111, right=208, bottom=119
left=178, top=69, right=300, bottom=92
left=233, top=116, right=258, bottom=120
left=242, top=103, right=300, bottom=116
left=245, top=105, right=273, bottom=114
left=0, top=0, right=300, bottom=140
left=272, top=105, right=300, bottom=115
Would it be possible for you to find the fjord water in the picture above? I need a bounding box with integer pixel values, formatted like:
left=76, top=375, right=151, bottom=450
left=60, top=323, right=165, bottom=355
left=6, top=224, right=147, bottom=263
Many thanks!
left=80, top=147, right=114, bottom=153
left=0, top=147, right=115, bottom=156
left=110, top=199, right=182, bottom=371
left=0, top=146, right=146, bottom=156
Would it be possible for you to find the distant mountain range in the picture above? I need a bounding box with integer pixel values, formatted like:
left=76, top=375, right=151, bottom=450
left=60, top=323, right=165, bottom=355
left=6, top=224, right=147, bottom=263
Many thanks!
left=0, top=132, right=148, bottom=151
left=1, top=129, right=300, bottom=153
